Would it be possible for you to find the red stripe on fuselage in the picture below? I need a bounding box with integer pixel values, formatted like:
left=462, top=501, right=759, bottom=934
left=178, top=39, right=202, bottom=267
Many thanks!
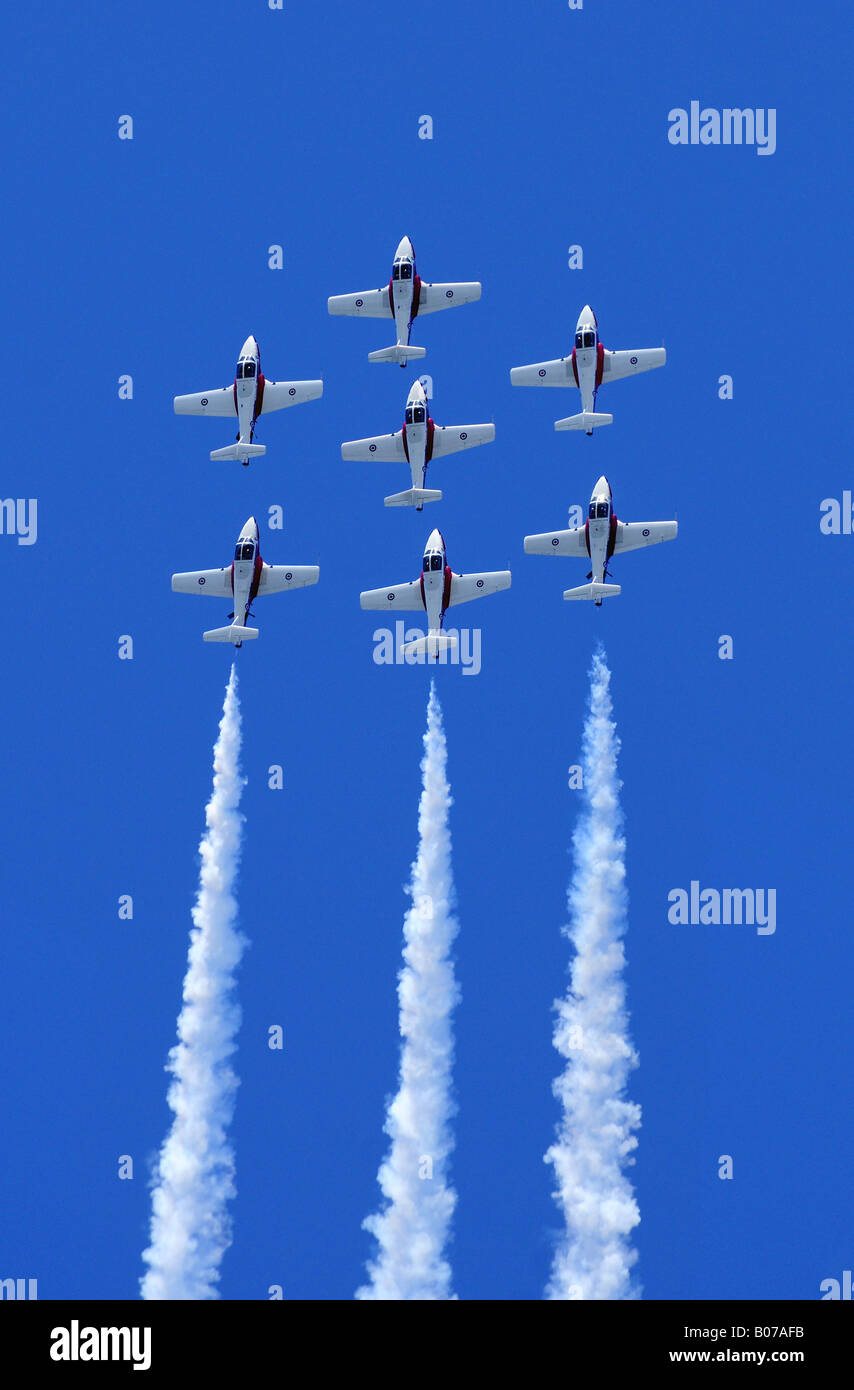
left=595, top=342, right=605, bottom=389
left=254, top=372, right=265, bottom=423
left=402, top=423, right=410, bottom=463
left=606, top=513, right=617, bottom=560
left=584, top=518, right=591, bottom=557
left=441, top=565, right=452, bottom=614
left=248, top=553, right=263, bottom=604
left=571, top=347, right=579, bottom=388
left=426, top=417, right=435, bottom=462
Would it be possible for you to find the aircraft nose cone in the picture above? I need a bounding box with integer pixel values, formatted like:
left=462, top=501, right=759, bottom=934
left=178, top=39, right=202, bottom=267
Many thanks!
left=577, top=304, right=595, bottom=329
left=593, top=475, right=610, bottom=499
left=395, top=235, right=414, bottom=260
left=240, top=335, right=258, bottom=358
left=408, top=378, right=426, bottom=402
left=426, top=527, right=444, bottom=551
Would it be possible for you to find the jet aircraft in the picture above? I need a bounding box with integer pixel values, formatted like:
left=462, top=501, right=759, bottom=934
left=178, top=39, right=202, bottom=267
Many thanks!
left=174, top=336, right=323, bottom=463
left=510, top=306, right=665, bottom=434
left=524, top=476, right=677, bottom=605
left=341, top=379, right=494, bottom=508
left=328, top=237, right=481, bottom=365
left=172, top=517, right=319, bottom=645
left=360, top=528, right=510, bottom=659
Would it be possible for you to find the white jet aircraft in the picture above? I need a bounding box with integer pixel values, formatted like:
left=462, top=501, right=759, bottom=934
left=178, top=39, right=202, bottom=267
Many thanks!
left=524, top=476, right=677, bottom=605
left=173, top=335, right=323, bottom=463
left=172, top=516, right=319, bottom=645
left=328, top=236, right=481, bottom=365
left=510, top=306, right=665, bottom=434
left=341, top=379, right=494, bottom=509
left=360, top=528, right=510, bottom=659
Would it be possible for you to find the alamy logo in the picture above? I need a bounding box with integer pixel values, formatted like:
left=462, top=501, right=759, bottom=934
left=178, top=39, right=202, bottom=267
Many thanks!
left=820, top=1270, right=854, bottom=1299
left=667, top=882, right=776, bottom=935
left=372, top=621, right=482, bottom=675
left=0, top=1276, right=37, bottom=1299
left=0, top=498, right=37, bottom=545
left=668, top=103, right=776, bottom=156
left=820, top=493, right=854, bottom=534
left=50, top=1321, right=151, bottom=1371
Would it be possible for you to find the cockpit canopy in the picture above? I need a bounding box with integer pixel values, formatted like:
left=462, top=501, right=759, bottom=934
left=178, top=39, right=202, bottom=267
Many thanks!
left=423, top=553, right=443, bottom=573
left=406, top=404, right=427, bottom=425
left=235, top=541, right=255, bottom=561
left=575, top=329, right=597, bottom=350
left=589, top=500, right=610, bottom=519
left=392, top=259, right=413, bottom=281
left=236, top=360, right=256, bottom=379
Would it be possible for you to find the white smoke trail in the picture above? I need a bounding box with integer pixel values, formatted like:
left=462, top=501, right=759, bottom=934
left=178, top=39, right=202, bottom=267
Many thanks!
left=141, top=665, right=247, bottom=1300
left=544, top=646, right=641, bottom=1300
left=357, top=681, right=460, bottom=1301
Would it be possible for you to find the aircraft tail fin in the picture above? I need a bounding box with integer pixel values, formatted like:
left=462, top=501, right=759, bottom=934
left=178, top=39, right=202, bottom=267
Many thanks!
left=400, top=632, right=458, bottom=660
left=563, top=582, right=621, bottom=602
left=554, top=411, right=613, bottom=433
left=384, top=487, right=443, bottom=508
left=368, top=344, right=427, bottom=365
left=203, top=624, right=259, bottom=644
left=210, top=443, right=267, bottom=462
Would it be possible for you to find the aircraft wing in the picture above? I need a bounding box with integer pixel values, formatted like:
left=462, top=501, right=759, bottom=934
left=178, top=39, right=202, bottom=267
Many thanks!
left=171, top=568, right=233, bottom=596
left=257, top=564, right=319, bottom=594
left=260, top=379, right=323, bottom=413
left=328, top=288, right=392, bottom=318
left=360, top=581, right=425, bottom=612
left=417, top=281, right=482, bottom=314
left=510, top=357, right=574, bottom=387
left=614, top=520, right=677, bottom=553
left=341, top=431, right=407, bottom=463
left=430, top=423, right=495, bottom=459
left=447, top=570, right=511, bottom=606
left=602, top=347, right=666, bottom=382
left=174, top=388, right=236, bottom=417
left=523, top=528, right=589, bottom=556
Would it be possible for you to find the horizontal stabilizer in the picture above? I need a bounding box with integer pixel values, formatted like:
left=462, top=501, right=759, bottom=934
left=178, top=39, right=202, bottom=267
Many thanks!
left=210, top=443, right=267, bottom=462
left=203, top=624, right=259, bottom=644
left=384, top=488, right=442, bottom=508
left=563, top=583, right=621, bottom=602
left=368, top=344, right=427, bottom=364
left=554, top=412, right=613, bottom=432
left=400, top=633, right=458, bottom=659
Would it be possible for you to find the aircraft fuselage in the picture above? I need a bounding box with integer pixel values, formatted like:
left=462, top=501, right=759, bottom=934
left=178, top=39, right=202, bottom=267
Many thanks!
left=233, top=336, right=264, bottom=445
left=572, top=307, right=602, bottom=419
left=420, top=528, right=451, bottom=631
left=389, top=236, right=419, bottom=349
left=585, top=476, right=617, bottom=603
left=402, top=379, right=433, bottom=493
left=230, top=518, right=262, bottom=627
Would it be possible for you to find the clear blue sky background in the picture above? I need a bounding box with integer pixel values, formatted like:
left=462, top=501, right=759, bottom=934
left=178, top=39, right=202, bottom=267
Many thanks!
left=1, top=0, right=851, bottom=1301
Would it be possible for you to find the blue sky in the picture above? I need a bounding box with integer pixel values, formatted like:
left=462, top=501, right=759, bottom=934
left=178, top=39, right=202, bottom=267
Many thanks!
left=1, top=0, right=851, bottom=1300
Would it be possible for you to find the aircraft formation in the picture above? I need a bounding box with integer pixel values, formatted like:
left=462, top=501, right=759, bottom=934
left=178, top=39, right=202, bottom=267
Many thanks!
left=171, top=236, right=676, bottom=647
